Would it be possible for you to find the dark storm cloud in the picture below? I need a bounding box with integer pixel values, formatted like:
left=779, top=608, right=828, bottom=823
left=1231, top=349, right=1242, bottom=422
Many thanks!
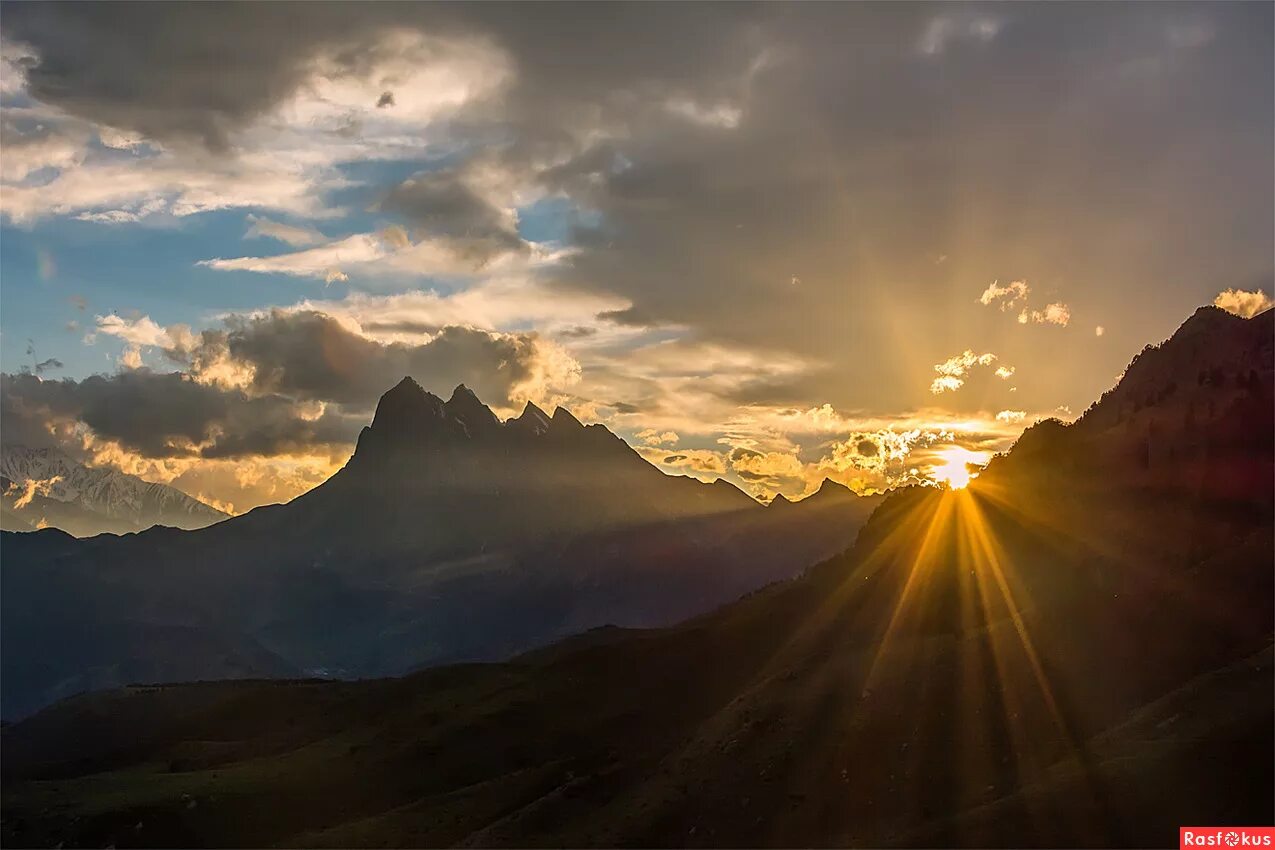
left=1, top=3, right=330, bottom=151
left=596, top=308, right=657, bottom=328
left=180, top=310, right=559, bottom=409
left=1, top=311, right=563, bottom=460
left=1, top=2, right=761, bottom=150
left=0, top=371, right=355, bottom=459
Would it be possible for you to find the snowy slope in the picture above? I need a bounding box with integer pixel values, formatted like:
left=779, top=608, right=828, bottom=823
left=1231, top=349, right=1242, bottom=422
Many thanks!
left=0, top=445, right=227, bottom=536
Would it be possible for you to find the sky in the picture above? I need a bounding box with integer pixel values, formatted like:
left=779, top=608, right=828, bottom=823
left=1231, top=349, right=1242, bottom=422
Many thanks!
left=1, top=2, right=1272, bottom=513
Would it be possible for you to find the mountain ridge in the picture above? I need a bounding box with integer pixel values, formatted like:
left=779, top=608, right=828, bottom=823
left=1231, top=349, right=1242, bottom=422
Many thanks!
left=0, top=445, right=227, bottom=537
left=0, top=381, right=881, bottom=719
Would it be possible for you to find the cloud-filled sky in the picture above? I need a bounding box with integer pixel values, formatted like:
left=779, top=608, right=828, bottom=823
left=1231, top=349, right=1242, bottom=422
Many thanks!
left=1, top=2, right=1271, bottom=512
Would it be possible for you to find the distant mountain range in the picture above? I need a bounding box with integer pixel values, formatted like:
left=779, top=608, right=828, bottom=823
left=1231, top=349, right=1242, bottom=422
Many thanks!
left=0, top=381, right=880, bottom=719
left=4, top=306, right=1267, bottom=848
left=1, top=445, right=227, bottom=536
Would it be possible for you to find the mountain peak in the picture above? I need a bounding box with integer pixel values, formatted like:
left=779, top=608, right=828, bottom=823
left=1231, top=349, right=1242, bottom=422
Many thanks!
left=509, top=401, right=552, bottom=435
left=370, top=375, right=445, bottom=432
left=812, top=478, right=854, bottom=499
left=551, top=406, right=584, bottom=430
left=445, top=383, right=500, bottom=434
left=1175, top=304, right=1246, bottom=339
left=390, top=375, right=425, bottom=396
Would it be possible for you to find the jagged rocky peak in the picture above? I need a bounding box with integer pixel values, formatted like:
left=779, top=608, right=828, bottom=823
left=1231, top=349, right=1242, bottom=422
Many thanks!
left=551, top=405, right=585, bottom=430
left=767, top=492, right=793, bottom=508
left=445, top=383, right=501, bottom=435
left=370, top=377, right=445, bottom=431
left=509, top=400, right=552, bottom=435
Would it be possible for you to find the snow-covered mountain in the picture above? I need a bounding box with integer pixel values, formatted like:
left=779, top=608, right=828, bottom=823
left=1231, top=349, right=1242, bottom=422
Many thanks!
left=0, top=445, right=227, bottom=536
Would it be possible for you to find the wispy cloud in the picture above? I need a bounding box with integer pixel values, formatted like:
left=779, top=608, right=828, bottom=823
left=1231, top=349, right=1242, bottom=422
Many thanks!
left=244, top=215, right=326, bottom=247
left=979, top=280, right=1071, bottom=327
left=930, top=350, right=998, bottom=395
left=978, top=280, right=1030, bottom=311
left=1018, top=302, right=1071, bottom=326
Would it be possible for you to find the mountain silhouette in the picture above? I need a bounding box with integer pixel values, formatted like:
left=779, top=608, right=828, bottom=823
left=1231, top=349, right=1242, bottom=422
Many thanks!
left=0, top=383, right=879, bottom=719
left=4, top=306, right=1268, bottom=848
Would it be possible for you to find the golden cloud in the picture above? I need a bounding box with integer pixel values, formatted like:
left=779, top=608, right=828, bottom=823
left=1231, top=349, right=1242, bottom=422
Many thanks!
left=930, top=350, right=998, bottom=394
left=1213, top=288, right=1273, bottom=319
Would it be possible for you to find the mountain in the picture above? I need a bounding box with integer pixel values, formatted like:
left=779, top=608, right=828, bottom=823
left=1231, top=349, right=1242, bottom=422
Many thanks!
left=0, top=382, right=880, bottom=719
left=0, top=445, right=227, bottom=536
left=4, top=307, right=1267, bottom=848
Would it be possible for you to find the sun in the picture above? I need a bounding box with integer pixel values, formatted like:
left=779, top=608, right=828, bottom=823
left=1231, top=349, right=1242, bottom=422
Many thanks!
left=929, top=446, right=990, bottom=490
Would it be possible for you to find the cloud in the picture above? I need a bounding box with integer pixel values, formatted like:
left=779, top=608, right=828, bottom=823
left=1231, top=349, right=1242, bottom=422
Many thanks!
left=665, top=97, right=743, bottom=129
left=995, top=409, right=1026, bottom=423
left=1213, top=288, right=1273, bottom=319
left=119, top=347, right=144, bottom=370
left=164, top=453, right=345, bottom=515
left=728, top=447, right=805, bottom=485
left=7, top=475, right=62, bottom=510
left=3, top=303, right=585, bottom=506
left=930, top=350, right=997, bottom=394
left=1, top=147, right=335, bottom=224
left=917, top=13, right=1004, bottom=56
left=635, top=446, right=726, bottom=478
left=198, top=233, right=390, bottom=280
left=290, top=279, right=629, bottom=343
left=637, top=429, right=679, bottom=446
left=92, top=314, right=176, bottom=348
left=994, top=365, right=1016, bottom=380
left=1095, top=325, right=1105, bottom=337
left=1018, top=302, right=1071, bottom=326
left=2, top=2, right=1270, bottom=499
left=244, top=214, right=326, bottom=247
left=198, top=227, right=546, bottom=284
left=0, top=18, right=514, bottom=223
left=0, top=370, right=356, bottom=461
left=980, top=280, right=1071, bottom=328
left=978, top=279, right=1030, bottom=310
left=156, top=309, right=582, bottom=412
left=378, top=158, right=527, bottom=261
left=0, top=113, right=87, bottom=182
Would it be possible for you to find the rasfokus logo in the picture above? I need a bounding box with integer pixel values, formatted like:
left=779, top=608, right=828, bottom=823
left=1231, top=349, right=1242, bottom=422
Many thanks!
left=1181, top=828, right=1275, bottom=848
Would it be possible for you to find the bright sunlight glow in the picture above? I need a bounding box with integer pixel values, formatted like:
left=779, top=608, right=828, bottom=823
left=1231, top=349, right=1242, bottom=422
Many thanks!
left=929, top=446, right=991, bottom=489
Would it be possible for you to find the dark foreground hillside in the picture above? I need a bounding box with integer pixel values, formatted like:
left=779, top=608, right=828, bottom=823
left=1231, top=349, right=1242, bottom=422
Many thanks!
left=2, top=307, right=1272, bottom=848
